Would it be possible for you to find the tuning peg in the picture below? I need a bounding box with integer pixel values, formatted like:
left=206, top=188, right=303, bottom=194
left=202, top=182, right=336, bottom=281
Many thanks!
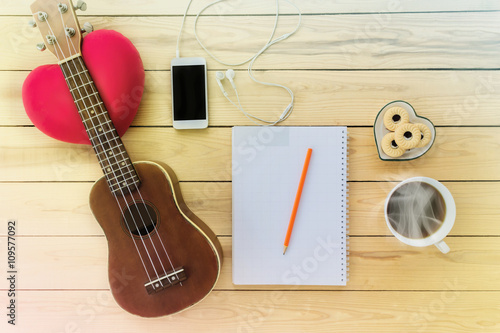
left=45, top=35, right=56, bottom=45
left=58, top=3, right=68, bottom=14
left=36, top=43, right=46, bottom=51
left=74, top=0, right=87, bottom=11
left=65, top=27, right=76, bottom=37
left=81, top=22, right=93, bottom=34
left=28, top=19, right=37, bottom=28
left=37, top=12, right=48, bottom=22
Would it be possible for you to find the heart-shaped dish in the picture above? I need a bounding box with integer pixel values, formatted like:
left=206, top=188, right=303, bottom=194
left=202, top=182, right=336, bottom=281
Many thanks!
left=22, top=29, right=144, bottom=145
left=374, top=100, right=436, bottom=161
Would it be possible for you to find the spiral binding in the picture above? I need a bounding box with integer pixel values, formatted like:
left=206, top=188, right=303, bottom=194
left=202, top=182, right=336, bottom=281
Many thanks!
left=340, top=129, right=349, bottom=283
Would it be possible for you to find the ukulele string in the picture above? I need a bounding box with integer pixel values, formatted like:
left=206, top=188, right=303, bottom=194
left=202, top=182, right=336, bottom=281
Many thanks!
left=45, top=14, right=159, bottom=285
left=63, top=47, right=176, bottom=288
left=59, top=54, right=161, bottom=284
left=68, top=55, right=174, bottom=286
left=59, top=36, right=164, bottom=285
left=57, top=9, right=182, bottom=285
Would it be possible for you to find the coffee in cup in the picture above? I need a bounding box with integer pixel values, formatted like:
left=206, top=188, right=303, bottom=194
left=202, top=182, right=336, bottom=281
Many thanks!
left=384, top=177, right=456, bottom=253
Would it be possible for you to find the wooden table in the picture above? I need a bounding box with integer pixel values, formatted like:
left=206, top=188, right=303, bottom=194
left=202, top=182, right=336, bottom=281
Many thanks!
left=1, top=1, right=500, bottom=332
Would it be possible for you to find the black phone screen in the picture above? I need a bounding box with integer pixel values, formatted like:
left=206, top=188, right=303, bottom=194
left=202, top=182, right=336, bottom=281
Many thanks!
left=172, top=64, right=207, bottom=120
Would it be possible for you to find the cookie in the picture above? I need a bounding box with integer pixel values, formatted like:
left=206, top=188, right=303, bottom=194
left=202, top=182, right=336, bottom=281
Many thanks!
left=414, top=122, right=432, bottom=148
left=395, top=123, right=421, bottom=150
left=383, top=107, right=409, bottom=131
left=382, top=132, right=406, bottom=157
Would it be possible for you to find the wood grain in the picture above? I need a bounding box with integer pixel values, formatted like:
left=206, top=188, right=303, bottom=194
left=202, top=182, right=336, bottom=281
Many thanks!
left=0, top=127, right=498, bottom=181
left=1, top=182, right=498, bottom=237
left=3, top=290, right=498, bottom=333
left=1, top=1, right=499, bottom=331
left=4, top=12, right=500, bottom=70
left=1, top=237, right=499, bottom=291
left=4, top=70, right=500, bottom=127
left=4, top=0, right=500, bottom=15
left=348, top=182, right=500, bottom=236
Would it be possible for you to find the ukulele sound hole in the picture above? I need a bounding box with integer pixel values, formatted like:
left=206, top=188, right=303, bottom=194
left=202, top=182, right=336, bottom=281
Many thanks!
left=122, top=202, right=159, bottom=237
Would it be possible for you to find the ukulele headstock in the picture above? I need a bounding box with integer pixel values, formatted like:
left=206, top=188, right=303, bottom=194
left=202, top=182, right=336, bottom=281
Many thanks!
left=30, top=0, right=85, bottom=62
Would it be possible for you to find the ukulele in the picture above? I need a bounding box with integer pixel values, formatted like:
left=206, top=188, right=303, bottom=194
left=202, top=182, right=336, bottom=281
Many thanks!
left=29, top=0, right=222, bottom=317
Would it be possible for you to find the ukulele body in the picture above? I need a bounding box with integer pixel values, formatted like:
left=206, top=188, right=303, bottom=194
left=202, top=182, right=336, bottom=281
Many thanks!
left=89, top=161, right=222, bottom=317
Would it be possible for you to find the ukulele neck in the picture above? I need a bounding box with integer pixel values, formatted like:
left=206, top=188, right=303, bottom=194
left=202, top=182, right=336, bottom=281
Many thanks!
left=60, top=55, right=141, bottom=195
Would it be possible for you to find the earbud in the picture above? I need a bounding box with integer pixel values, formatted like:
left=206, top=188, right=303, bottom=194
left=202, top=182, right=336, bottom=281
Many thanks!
left=225, top=69, right=236, bottom=90
left=216, top=71, right=225, bottom=80
left=215, top=71, right=227, bottom=96
left=215, top=67, right=294, bottom=125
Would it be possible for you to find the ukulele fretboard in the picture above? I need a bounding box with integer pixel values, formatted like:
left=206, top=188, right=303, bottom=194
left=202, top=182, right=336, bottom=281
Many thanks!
left=60, top=56, right=140, bottom=195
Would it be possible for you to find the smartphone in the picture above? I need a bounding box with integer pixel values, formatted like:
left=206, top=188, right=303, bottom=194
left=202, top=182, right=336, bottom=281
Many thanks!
left=171, top=57, right=208, bottom=129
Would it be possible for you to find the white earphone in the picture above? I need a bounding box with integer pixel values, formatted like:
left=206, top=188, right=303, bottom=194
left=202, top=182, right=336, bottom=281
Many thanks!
left=225, top=69, right=236, bottom=90
left=176, top=0, right=301, bottom=125
left=215, top=71, right=227, bottom=96
left=215, top=69, right=294, bottom=126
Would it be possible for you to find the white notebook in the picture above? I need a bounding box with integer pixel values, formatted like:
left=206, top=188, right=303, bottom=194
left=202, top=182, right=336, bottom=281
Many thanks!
left=232, top=126, right=349, bottom=285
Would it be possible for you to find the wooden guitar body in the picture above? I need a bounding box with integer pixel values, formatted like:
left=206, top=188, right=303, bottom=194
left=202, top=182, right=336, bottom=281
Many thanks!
left=89, top=161, right=222, bottom=317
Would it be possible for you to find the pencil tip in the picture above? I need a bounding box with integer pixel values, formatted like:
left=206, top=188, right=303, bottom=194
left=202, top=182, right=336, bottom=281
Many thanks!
left=283, top=246, right=287, bottom=255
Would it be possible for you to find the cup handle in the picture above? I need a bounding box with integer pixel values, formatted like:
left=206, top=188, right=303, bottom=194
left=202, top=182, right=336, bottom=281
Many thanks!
left=435, top=240, right=450, bottom=254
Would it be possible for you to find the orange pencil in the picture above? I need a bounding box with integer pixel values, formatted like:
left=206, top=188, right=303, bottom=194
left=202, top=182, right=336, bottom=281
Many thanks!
left=283, top=148, right=313, bottom=255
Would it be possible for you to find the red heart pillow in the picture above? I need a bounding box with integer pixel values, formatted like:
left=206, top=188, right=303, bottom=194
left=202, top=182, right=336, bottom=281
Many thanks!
left=22, top=29, right=144, bottom=145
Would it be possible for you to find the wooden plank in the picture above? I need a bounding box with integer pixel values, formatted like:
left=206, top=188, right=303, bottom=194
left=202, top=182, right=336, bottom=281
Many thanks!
left=3, top=0, right=500, bottom=15
left=1, top=182, right=498, bottom=237
left=6, top=70, right=500, bottom=127
left=4, top=12, right=500, bottom=70
left=0, top=182, right=233, bottom=236
left=348, top=182, right=500, bottom=236
left=3, top=290, right=498, bottom=333
left=0, top=127, right=232, bottom=182
left=0, top=127, right=499, bottom=181
left=218, top=237, right=500, bottom=291
left=1, top=237, right=499, bottom=291
left=348, top=127, right=500, bottom=181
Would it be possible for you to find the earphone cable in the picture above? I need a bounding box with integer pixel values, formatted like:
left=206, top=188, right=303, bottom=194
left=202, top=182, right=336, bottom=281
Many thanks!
left=194, top=0, right=280, bottom=67
left=176, top=0, right=194, bottom=58
left=193, top=0, right=302, bottom=125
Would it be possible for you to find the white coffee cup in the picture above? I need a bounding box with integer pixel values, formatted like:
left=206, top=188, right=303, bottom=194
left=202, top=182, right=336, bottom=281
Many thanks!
left=384, top=177, right=456, bottom=254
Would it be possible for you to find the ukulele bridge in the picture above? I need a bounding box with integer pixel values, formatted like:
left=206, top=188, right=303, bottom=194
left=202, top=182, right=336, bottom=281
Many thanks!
left=144, top=267, right=187, bottom=295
